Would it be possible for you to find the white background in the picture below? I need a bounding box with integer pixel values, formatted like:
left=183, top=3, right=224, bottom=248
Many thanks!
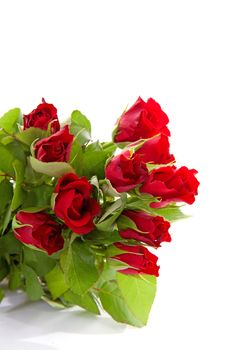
left=0, top=0, right=232, bottom=349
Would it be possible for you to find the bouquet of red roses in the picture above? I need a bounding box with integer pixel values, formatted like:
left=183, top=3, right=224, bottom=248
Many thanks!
left=0, top=97, right=199, bottom=326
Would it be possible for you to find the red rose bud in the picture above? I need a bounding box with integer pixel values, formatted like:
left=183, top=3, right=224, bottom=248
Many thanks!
left=135, top=134, right=175, bottom=165
left=140, top=165, right=200, bottom=206
left=54, top=173, right=100, bottom=235
left=114, top=97, right=170, bottom=143
left=113, top=243, right=160, bottom=276
left=23, top=98, right=60, bottom=133
left=118, top=210, right=171, bottom=247
left=105, top=150, right=148, bottom=193
left=34, top=125, right=74, bottom=162
left=14, top=211, right=64, bottom=255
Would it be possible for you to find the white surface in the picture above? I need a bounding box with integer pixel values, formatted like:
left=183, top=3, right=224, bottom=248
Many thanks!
left=0, top=0, right=233, bottom=349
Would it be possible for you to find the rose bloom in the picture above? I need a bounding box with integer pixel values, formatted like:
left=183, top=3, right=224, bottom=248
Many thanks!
left=34, top=126, right=74, bottom=162
left=140, top=165, right=200, bottom=206
left=54, top=173, right=100, bottom=235
left=114, top=97, right=170, bottom=143
left=135, top=134, right=175, bottom=165
left=14, top=211, right=64, bottom=255
left=105, top=150, right=148, bottom=192
left=113, top=243, right=160, bottom=276
left=23, top=98, right=60, bottom=133
left=119, top=210, right=171, bottom=247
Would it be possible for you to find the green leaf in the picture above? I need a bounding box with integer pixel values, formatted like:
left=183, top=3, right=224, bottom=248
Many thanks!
left=95, top=211, right=122, bottom=232
left=0, top=231, right=22, bottom=256
left=101, top=141, right=117, bottom=153
left=95, top=213, right=119, bottom=232
left=0, top=257, right=9, bottom=281
left=6, top=140, right=27, bottom=164
left=0, top=135, right=14, bottom=145
left=81, top=141, right=117, bottom=179
left=71, top=110, right=91, bottom=133
left=68, top=139, right=83, bottom=176
left=100, top=179, right=121, bottom=198
left=45, top=264, right=69, bottom=299
left=96, top=195, right=127, bottom=232
left=63, top=290, right=100, bottom=314
left=0, top=139, right=26, bottom=178
left=99, top=279, right=142, bottom=327
left=62, top=240, right=99, bottom=295
left=23, top=184, right=54, bottom=208
left=0, top=177, right=13, bottom=235
left=0, top=287, right=4, bottom=302
left=11, top=160, right=25, bottom=210
left=85, top=229, right=122, bottom=245
left=116, top=273, right=156, bottom=325
left=0, top=145, right=16, bottom=176
left=153, top=205, right=190, bottom=222
left=24, top=157, right=48, bottom=185
left=1, top=205, right=13, bottom=235
left=117, top=214, right=146, bottom=233
left=21, top=265, right=43, bottom=300
left=70, top=110, right=91, bottom=145
left=74, top=128, right=91, bottom=146
left=42, top=295, right=66, bottom=309
left=30, top=156, right=75, bottom=177
left=0, top=179, right=13, bottom=215
left=0, top=173, right=4, bottom=184
left=99, top=273, right=156, bottom=327
left=96, top=263, right=117, bottom=288
left=90, top=175, right=102, bottom=200
left=0, top=108, right=21, bottom=133
left=23, top=246, right=56, bottom=276
left=98, top=198, right=123, bottom=223
left=0, top=129, right=6, bottom=142
left=16, top=127, right=47, bottom=146
left=82, top=150, right=106, bottom=179
left=8, top=265, right=22, bottom=290
left=105, top=244, right=126, bottom=258
left=125, top=194, right=158, bottom=215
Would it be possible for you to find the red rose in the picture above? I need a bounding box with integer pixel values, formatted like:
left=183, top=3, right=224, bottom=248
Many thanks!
left=54, top=173, right=100, bottom=235
left=135, top=134, right=175, bottom=165
left=34, top=126, right=74, bottom=162
left=119, top=210, right=171, bottom=247
left=113, top=243, right=160, bottom=276
left=23, top=98, right=60, bottom=133
left=14, top=211, right=64, bottom=255
left=140, top=166, right=199, bottom=206
left=105, top=150, right=148, bottom=193
left=114, top=97, right=170, bottom=143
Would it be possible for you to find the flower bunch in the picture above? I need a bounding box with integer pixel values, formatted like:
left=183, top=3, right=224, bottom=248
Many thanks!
left=0, top=97, right=199, bottom=326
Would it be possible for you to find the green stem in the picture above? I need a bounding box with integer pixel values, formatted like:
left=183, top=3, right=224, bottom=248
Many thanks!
left=0, top=173, right=16, bottom=181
